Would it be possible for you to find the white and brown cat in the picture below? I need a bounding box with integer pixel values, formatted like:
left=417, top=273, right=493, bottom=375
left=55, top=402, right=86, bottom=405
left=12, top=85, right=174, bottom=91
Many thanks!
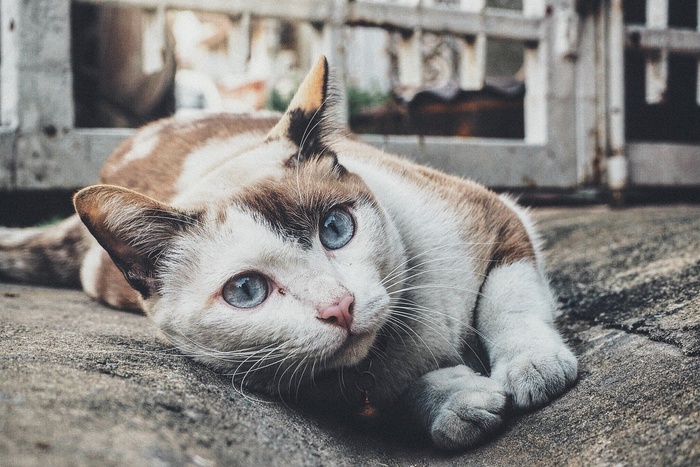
left=0, top=57, right=577, bottom=450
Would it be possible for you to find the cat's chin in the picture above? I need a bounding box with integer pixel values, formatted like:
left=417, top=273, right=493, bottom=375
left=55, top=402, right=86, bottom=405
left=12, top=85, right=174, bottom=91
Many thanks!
left=328, top=330, right=378, bottom=368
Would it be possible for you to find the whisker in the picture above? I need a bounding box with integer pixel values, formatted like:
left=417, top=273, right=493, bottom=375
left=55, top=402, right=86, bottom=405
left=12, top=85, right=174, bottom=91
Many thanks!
left=380, top=242, right=499, bottom=287
left=385, top=316, right=440, bottom=369
left=389, top=309, right=465, bottom=363
left=392, top=297, right=503, bottom=351
left=387, top=283, right=482, bottom=297
left=382, top=266, right=487, bottom=292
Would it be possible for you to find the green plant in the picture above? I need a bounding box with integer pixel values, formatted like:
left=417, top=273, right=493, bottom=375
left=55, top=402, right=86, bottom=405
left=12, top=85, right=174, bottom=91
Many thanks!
left=266, top=88, right=294, bottom=112
left=346, top=87, right=390, bottom=118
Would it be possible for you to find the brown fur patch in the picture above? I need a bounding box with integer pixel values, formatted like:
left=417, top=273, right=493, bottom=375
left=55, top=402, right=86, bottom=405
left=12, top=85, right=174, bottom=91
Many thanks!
left=101, top=113, right=278, bottom=202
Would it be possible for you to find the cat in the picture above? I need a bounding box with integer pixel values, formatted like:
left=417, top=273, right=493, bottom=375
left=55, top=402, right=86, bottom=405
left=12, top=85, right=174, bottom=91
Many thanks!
left=0, top=56, right=577, bottom=450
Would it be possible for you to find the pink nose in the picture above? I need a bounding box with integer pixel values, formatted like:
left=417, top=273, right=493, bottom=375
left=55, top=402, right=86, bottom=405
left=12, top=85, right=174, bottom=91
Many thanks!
left=317, top=294, right=355, bottom=331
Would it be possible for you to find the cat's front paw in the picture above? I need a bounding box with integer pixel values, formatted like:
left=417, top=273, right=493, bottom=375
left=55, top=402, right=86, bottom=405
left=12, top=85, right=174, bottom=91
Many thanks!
left=430, top=384, right=506, bottom=450
left=492, top=347, right=578, bottom=409
left=422, top=367, right=506, bottom=450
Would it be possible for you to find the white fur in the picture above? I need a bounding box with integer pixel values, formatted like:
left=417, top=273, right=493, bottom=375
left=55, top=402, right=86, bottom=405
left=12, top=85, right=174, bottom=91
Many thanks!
left=122, top=123, right=161, bottom=164
left=476, top=260, right=578, bottom=408
left=80, top=240, right=103, bottom=300
left=342, top=156, right=483, bottom=345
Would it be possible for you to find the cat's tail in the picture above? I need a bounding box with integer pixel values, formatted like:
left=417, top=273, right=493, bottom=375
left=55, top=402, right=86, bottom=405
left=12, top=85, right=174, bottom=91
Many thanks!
left=0, top=214, right=87, bottom=287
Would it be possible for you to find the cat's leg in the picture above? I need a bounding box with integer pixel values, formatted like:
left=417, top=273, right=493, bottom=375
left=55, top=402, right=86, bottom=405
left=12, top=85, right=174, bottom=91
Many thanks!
left=405, top=365, right=506, bottom=450
left=476, top=260, right=578, bottom=409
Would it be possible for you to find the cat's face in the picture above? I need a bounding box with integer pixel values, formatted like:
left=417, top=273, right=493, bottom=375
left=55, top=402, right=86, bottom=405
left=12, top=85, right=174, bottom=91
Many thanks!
left=153, top=155, right=405, bottom=378
left=74, top=57, right=407, bottom=389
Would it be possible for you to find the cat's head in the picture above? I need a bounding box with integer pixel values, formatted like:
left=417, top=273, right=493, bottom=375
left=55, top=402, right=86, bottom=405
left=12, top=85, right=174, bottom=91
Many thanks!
left=74, top=57, right=406, bottom=390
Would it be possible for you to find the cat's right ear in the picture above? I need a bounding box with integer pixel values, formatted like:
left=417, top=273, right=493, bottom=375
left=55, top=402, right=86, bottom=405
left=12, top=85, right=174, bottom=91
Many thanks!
left=74, top=185, right=198, bottom=298
left=266, top=55, right=343, bottom=160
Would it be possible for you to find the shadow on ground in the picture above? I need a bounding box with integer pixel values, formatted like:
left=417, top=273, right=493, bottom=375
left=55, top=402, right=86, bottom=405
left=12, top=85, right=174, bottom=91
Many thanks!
left=1, top=205, right=698, bottom=466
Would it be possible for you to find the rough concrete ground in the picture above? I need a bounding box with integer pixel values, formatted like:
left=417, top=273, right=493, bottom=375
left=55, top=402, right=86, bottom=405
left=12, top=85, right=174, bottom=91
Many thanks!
left=1, top=205, right=698, bottom=466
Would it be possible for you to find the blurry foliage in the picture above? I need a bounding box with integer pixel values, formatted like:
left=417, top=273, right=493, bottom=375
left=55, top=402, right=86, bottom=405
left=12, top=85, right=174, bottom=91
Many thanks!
left=35, top=217, right=65, bottom=227
left=266, top=88, right=294, bottom=112
left=346, top=87, right=390, bottom=118
left=486, top=0, right=522, bottom=9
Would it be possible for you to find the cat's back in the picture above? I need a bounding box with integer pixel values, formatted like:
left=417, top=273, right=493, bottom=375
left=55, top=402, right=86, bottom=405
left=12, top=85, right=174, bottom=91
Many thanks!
left=99, top=112, right=279, bottom=202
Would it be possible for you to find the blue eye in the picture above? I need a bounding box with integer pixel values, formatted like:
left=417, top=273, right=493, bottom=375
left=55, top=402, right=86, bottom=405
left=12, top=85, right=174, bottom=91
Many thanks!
left=319, top=207, right=355, bottom=250
left=222, top=273, right=269, bottom=308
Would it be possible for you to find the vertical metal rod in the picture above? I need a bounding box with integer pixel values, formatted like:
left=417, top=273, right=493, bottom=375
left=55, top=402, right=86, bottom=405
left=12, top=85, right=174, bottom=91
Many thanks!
left=696, top=0, right=700, bottom=105
left=595, top=2, right=608, bottom=185
left=607, top=0, right=627, bottom=195
left=645, top=0, right=668, bottom=103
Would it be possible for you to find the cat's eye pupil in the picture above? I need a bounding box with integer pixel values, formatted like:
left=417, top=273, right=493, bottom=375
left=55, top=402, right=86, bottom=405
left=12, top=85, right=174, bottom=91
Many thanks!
left=327, top=219, right=339, bottom=234
left=319, top=208, right=354, bottom=250
left=222, top=273, right=268, bottom=309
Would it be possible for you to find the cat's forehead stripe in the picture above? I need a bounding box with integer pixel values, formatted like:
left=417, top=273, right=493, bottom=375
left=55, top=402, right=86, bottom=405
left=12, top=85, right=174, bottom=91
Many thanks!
left=238, top=186, right=355, bottom=249
left=235, top=164, right=373, bottom=248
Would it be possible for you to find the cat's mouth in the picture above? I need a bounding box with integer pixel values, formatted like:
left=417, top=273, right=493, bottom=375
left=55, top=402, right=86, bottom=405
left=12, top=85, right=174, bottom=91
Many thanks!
left=321, top=294, right=390, bottom=367
left=330, top=329, right=377, bottom=367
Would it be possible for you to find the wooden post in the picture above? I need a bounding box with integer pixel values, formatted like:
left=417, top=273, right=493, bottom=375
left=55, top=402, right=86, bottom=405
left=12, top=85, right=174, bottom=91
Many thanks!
left=594, top=3, right=608, bottom=184
left=523, top=0, right=547, bottom=145
left=397, top=29, right=423, bottom=90
left=326, top=0, right=348, bottom=123
left=141, top=5, right=166, bottom=75
left=307, top=23, right=331, bottom=68
left=228, top=12, right=251, bottom=73
left=576, top=10, right=598, bottom=184
left=458, top=0, right=485, bottom=90
left=645, top=0, right=668, bottom=103
left=0, top=0, right=76, bottom=189
left=248, top=18, right=277, bottom=79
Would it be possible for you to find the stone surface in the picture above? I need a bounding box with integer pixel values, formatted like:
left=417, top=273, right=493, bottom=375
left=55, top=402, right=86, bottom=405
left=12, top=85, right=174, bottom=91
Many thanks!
left=1, top=205, right=699, bottom=466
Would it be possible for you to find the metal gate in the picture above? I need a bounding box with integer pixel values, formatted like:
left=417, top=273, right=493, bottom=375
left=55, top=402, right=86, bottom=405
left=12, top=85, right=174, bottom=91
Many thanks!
left=0, top=0, right=698, bottom=193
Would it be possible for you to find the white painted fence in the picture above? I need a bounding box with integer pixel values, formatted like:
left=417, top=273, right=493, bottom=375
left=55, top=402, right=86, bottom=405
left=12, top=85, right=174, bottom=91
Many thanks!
left=0, top=0, right=698, bottom=193
left=623, top=0, right=700, bottom=187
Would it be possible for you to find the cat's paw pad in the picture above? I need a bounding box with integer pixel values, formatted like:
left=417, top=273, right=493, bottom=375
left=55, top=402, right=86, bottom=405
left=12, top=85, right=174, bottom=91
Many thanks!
left=429, top=375, right=506, bottom=450
left=493, top=347, right=578, bottom=410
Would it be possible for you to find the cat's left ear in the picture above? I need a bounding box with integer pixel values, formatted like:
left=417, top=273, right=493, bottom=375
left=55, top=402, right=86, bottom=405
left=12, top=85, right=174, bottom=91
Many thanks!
left=74, top=185, right=198, bottom=299
left=266, top=55, right=343, bottom=159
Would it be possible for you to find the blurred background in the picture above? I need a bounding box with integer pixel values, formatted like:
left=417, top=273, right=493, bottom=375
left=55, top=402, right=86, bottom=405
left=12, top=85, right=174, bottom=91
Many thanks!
left=1, top=0, right=699, bottom=224
left=69, top=0, right=529, bottom=137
